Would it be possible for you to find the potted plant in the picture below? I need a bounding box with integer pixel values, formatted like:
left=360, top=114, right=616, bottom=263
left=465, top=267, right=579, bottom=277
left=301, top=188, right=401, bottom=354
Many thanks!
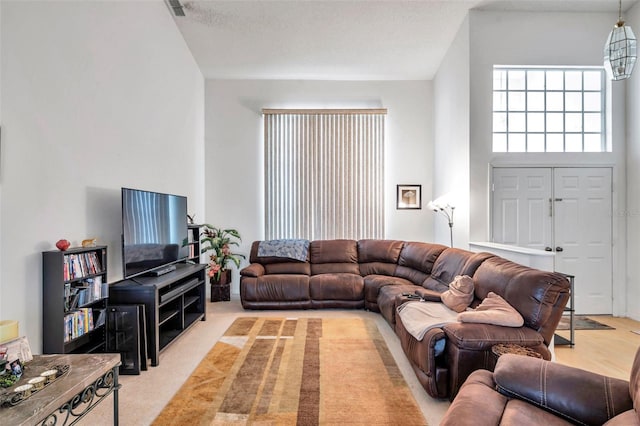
left=200, top=225, right=245, bottom=287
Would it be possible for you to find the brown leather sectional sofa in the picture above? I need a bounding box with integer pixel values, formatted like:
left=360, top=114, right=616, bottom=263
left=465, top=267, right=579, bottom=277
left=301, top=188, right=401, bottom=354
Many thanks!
left=441, top=345, right=640, bottom=425
left=240, top=239, right=571, bottom=400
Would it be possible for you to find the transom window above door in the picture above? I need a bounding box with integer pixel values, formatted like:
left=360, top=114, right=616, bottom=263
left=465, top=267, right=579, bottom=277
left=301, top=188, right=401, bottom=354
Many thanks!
left=492, top=66, right=607, bottom=153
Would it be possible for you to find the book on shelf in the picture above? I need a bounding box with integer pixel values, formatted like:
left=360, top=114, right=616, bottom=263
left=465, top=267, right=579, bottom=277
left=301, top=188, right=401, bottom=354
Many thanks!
left=63, top=251, right=103, bottom=281
left=63, top=308, right=95, bottom=343
left=64, top=276, right=107, bottom=313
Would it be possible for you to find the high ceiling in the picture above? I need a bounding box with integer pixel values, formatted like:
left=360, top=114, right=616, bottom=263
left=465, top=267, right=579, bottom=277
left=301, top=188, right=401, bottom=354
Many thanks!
left=168, top=0, right=639, bottom=80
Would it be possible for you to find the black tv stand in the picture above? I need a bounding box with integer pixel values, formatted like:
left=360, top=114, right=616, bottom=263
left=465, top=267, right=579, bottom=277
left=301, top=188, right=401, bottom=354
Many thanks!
left=147, top=264, right=177, bottom=277
left=109, top=263, right=206, bottom=366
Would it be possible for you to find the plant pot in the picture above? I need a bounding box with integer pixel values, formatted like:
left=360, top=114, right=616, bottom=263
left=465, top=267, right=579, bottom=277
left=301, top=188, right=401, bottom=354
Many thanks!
left=210, top=269, right=231, bottom=302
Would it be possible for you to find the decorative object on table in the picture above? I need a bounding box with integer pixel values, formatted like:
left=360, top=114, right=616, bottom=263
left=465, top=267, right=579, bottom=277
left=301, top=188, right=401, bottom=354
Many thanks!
left=396, top=184, right=422, bottom=209
left=81, top=238, right=97, bottom=248
left=1, top=336, right=33, bottom=364
left=187, top=213, right=196, bottom=224
left=0, top=364, right=70, bottom=406
left=604, top=0, right=637, bottom=80
left=428, top=194, right=455, bottom=247
left=55, top=239, right=71, bottom=251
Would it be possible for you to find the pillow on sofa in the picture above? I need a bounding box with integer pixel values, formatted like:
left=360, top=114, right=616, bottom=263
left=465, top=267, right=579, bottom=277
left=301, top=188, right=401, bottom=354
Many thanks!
left=440, top=275, right=474, bottom=313
left=457, top=292, right=524, bottom=327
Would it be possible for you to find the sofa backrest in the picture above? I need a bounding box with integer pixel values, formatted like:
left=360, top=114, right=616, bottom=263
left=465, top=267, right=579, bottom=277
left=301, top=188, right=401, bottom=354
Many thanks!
left=422, top=248, right=495, bottom=292
left=248, top=241, right=311, bottom=275
left=358, top=239, right=404, bottom=276
left=394, top=242, right=448, bottom=285
left=309, top=239, right=360, bottom=275
left=472, top=256, right=571, bottom=345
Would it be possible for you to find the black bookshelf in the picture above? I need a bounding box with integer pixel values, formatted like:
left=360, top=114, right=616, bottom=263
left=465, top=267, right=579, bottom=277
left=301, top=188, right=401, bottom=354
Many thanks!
left=186, top=224, right=202, bottom=264
left=42, top=246, right=108, bottom=354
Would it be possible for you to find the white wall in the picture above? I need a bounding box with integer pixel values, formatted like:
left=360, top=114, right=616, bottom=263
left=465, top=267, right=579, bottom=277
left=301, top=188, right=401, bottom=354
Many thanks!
left=625, top=4, right=640, bottom=322
left=467, top=10, right=629, bottom=316
left=433, top=16, right=470, bottom=248
left=205, top=80, right=434, bottom=293
left=0, top=0, right=205, bottom=352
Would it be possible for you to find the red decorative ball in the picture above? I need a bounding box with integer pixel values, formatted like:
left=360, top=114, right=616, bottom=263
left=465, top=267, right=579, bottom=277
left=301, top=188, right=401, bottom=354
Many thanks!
left=56, top=239, right=71, bottom=251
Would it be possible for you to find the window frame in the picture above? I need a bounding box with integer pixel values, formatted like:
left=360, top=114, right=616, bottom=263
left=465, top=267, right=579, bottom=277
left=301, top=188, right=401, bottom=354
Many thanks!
left=492, top=66, right=607, bottom=153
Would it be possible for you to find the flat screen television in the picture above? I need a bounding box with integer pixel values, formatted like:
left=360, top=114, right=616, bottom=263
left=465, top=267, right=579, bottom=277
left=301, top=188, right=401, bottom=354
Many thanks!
left=121, top=187, right=190, bottom=279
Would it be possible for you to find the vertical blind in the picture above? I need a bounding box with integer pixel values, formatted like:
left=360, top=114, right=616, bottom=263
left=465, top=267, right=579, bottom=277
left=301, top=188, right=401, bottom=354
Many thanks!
left=263, top=109, right=386, bottom=241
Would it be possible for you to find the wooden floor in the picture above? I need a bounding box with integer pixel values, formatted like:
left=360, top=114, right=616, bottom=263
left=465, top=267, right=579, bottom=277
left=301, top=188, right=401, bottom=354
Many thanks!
left=554, top=315, right=640, bottom=380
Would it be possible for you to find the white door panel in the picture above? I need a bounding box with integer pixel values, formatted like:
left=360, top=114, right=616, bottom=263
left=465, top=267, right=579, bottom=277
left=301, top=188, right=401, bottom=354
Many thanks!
left=554, top=168, right=612, bottom=315
left=492, top=168, right=552, bottom=251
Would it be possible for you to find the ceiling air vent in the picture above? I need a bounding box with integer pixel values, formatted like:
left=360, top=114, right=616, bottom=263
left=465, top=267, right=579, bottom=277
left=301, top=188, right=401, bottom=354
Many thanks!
left=166, top=0, right=185, bottom=17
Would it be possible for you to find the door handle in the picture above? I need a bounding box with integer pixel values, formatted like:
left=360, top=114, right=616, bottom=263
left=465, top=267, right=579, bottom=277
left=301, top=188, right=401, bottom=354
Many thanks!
left=545, top=247, right=553, bottom=251
left=556, top=247, right=564, bottom=252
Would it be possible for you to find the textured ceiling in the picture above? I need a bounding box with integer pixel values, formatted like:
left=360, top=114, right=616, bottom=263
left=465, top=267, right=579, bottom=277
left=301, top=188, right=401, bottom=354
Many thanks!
left=169, top=0, right=639, bottom=80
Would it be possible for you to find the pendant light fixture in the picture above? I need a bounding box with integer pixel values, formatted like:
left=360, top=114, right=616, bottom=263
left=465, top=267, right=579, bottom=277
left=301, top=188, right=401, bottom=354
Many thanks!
left=604, top=0, right=637, bottom=80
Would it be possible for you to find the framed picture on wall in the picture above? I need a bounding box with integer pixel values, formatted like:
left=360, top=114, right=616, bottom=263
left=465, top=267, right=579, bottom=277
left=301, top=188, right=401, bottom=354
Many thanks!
left=396, top=184, right=422, bottom=209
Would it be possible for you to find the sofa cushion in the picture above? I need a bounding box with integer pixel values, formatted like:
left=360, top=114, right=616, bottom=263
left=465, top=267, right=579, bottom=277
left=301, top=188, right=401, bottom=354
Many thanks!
left=241, top=274, right=310, bottom=302
left=394, top=242, right=448, bottom=285
left=441, top=275, right=474, bottom=312
left=309, top=239, right=358, bottom=263
left=310, top=239, right=360, bottom=275
left=363, top=275, right=411, bottom=308
left=358, top=239, right=404, bottom=263
left=494, top=354, right=633, bottom=426
left=396, top=301, right=458, bottom=341
left=309, top=273, right=364, bottom=301
left=257, top=239, right=309, bottom=261
left=423, top=249, right=494, bottom=292
left=458, top=292, right=524, bottom=327
left=472, top=256, right=570, bottom=344
left=358, top=239, right=404, bottom=276
left=264, top=262, right=311, bottom=275
left=249, top=241, right=310, bottom=264
left=440, top=370, right=573, bottom=426
left=377, top=282, right=420, bottom=324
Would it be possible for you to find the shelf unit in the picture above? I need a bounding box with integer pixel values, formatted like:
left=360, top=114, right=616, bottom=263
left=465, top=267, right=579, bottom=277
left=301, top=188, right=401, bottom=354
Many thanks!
left=42, top=246, right=108, bottom=354
left=109, top=263, right=206, bottom=366
left=186, top=224, right=202, bottom=264
left=554, top=273, right=575, bottom=347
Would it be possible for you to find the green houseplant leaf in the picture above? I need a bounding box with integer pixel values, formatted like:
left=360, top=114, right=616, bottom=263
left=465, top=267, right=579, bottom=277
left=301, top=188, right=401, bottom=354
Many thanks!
left=200, top=224, right=246, bottom=281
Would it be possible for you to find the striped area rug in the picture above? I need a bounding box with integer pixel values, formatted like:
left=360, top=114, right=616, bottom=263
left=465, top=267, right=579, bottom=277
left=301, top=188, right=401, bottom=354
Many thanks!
left=153, top=317, right=427, bottom=425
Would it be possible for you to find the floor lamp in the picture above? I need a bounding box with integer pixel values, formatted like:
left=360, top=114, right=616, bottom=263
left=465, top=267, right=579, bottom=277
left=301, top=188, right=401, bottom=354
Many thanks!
left=428, top=196, right=455, bottom=247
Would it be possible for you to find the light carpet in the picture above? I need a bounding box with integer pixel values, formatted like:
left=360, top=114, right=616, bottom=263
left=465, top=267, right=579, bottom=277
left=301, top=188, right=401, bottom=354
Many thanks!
left=152, top=317, right=427, bottom=425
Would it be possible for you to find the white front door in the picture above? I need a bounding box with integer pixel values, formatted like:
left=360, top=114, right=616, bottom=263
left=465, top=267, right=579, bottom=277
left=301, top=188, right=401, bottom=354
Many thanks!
left=553, top=168, right=612, bottom=315
left=492, top=168, right=553, bottom=251
left=491, top=167, right=612, bottom=314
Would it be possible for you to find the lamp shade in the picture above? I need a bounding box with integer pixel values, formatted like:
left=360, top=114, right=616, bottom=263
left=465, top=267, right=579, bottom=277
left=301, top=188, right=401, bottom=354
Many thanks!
left=604, top=22, right=637, bottom=80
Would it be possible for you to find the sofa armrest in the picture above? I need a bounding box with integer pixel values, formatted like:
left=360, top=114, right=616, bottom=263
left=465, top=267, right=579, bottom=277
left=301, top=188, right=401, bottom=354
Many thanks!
left=240, top=263, right=265, bottom=277
left=414, top=287, right=442, bottom=302
left=442, top=322, right=546, bottom=353
left=494, top=354, right=633, bottom=426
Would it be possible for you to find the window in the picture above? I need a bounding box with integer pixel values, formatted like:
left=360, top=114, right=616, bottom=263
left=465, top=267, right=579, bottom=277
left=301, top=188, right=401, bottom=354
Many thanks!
left=492, top=67, right=606, bottom=153
left=263, top=109, right=385, bottom=240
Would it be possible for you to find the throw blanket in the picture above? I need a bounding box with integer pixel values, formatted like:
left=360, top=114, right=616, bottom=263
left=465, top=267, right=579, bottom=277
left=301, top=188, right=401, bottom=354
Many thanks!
left=258, top=239, right=310, bottom=262
left=397, top=301, right=459, bottom=341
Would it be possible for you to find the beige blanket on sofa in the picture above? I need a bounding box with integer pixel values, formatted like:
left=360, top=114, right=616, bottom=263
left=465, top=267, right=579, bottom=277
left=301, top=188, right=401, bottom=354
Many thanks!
left=397, top=301, right=459, bottom=341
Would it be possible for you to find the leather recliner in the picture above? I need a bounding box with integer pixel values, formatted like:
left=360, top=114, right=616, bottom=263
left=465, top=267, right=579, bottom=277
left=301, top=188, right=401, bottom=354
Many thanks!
left=440, top=345, right=640, bottom=425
